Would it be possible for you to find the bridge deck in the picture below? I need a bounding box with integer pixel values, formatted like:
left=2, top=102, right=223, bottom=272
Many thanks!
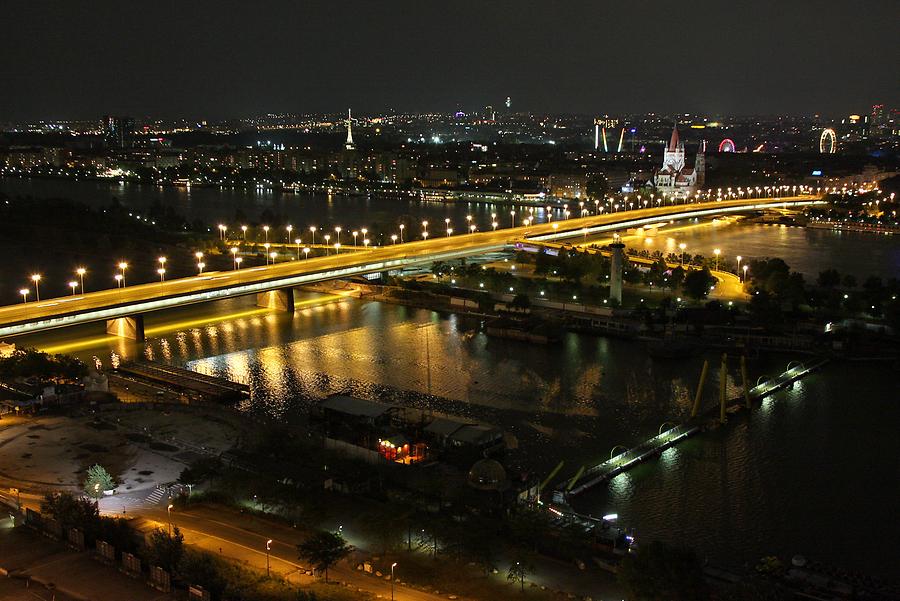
left=0, top=196, right=823, bottom=337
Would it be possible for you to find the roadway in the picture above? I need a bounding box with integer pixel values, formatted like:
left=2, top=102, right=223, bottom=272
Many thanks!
left=0, top=195, right=822, bottom=337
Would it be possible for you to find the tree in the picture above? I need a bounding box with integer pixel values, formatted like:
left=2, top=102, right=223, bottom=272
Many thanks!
left=683, top=268, right=716, bottom=300
left=145, top=527, right=184, bottom=572
left=297, top=531, right=352, bottom=582
left=842, top=274, right=857, bottom=289
left=510, top=293, right=531, bottom=310
left=507, top=557, right=534, bottom=592
left=84, top=464, right=114, bottom=499
left=618, top=540, right=709, bottom=601
left=817, top=269, right=840, bottom=289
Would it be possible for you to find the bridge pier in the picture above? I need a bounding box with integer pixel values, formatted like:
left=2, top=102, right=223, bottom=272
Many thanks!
left=256, top=289, right=295, bottom=312
left=106, top=315, right=145, bottom=341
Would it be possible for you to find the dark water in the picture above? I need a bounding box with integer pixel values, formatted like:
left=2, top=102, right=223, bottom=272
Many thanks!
left=0, top=176, right=550, bottom=238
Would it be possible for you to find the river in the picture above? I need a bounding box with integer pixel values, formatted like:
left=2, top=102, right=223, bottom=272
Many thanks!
left=4, top=176, right=900, bottom=579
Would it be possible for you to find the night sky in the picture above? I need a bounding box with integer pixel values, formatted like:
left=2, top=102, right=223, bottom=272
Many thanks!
left=2, top=0, right=897, bottom=120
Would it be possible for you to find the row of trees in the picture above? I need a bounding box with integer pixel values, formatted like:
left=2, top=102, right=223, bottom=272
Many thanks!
left=0, top=348, right=87, bottom=381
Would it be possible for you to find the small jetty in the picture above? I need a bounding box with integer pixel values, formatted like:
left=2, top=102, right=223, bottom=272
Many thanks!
left=558, top=357, right=829, bottom=497
left=114, top=361, right=249, bottom=403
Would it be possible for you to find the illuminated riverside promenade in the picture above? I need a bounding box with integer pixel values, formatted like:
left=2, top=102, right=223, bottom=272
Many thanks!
left=0, top=196, right=822, bottom=338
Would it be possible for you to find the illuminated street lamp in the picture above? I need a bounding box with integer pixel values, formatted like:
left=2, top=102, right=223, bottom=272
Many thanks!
left=303, top=247, right=310, bottom=259
left=167, top=503, right=174, bottom=536
left=266, top=539, right=273, bottom=577
left=736, top=255, right=742, bottom=273
left=446, top=227, right=452, bottom=237
left=158, top=256, right=167, bottom=275
left=491, top=221, right=498, bottom=230
left=286, top=224, right=293, bottom=243
left=334, top=226, right=342, bottom=245
left=19, top=288, right=29, bottom=303
left=270, top=251, right=277, bottom=263
left=157, top=267, right=166, bottom=282
left=76, top=267, right=87, bottom=292
left=309, top=226, right=317, bottom=245
left=241, top=225, right=248, bottom=239
left=391, top=234, right=398, bottom=244
left=469, top=224, right=476, bottom=233
left=422, top=230, right=429, bottom=240
left=31, top=274, right=42, bottom=301
left=421, top=221, right=428, bottom=236
left=510, top=210, right=516, bottom=227
left=323, top=234, right=331, bottom=255
left=713, top=248, right=721, bottom=271
left=294, top=238, right=302, bottom=259
left=398, top=224, right=405, bottom=242
left=197, top=261, right=205, bottom=274
left=231, top=247, right=239, bottom=269
left=263, top=225, right=270, bottom=242
left=218, top=224, right=227, bottom=240
left=263, top=242, right=271, bottom=264
left=234, top=257, right=243, bottom=270
left=742, top=264, right=748, bottom=282
left=334, top=242, right=341, bottom=254
left=352, top=230, right=359, bottom=246
left=679, top=243, right=687, bottom=266
left=391, top=562, right=398, bottom=600
left=114, top=274, right=123, bottom=288
left=363, top=238, right=370, bottom=248
left=118, top=262, right=128, bottom=287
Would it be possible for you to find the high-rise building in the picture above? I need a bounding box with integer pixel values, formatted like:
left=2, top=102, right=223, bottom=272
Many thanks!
left=102, top=115, right=135, bottom=149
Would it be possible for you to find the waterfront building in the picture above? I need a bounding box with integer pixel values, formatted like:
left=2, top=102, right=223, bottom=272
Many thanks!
left=654, top=124, right=705, bottom=196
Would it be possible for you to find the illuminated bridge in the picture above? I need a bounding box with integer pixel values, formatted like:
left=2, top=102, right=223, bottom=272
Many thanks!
left=0, top=196, right=823, bottom=340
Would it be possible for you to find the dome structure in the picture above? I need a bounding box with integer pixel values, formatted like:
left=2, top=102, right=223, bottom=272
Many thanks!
left=467, top=458, right=509, bottom=492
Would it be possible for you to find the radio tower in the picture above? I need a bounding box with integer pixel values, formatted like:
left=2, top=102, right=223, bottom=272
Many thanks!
left=344, top=109, right=355, bottom=150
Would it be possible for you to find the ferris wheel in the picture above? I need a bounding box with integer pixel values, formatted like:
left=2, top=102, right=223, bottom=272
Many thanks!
left=718, top=138, right=736, bottom=153
left=819, top=128, right=837, bottom=154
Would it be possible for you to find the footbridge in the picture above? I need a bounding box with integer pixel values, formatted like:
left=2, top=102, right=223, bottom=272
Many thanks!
left=0, top=196, right=823, bottom=339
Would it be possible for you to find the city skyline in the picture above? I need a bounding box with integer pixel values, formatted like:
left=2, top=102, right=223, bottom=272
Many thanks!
left=2, top=0, right=898, bottom=121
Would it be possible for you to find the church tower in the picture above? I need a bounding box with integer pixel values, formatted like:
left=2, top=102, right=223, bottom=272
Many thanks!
left=662, top=125, right=685, bottom=172
left=695, top=140, right=706, bottom=188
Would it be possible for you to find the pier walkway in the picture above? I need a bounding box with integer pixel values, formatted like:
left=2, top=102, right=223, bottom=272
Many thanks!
left=559, top=357, right=829, bottom=497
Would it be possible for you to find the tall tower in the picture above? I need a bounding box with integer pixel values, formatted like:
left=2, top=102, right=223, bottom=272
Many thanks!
left=344, top=109, right=355, bottom=151
left=695, top=140, right=706, bottom=188
left=609, top=242, right=625, bottom=305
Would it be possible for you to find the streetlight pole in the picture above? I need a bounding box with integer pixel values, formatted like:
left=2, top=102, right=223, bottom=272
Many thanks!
left=713, top=248, right=720, bottom=271
left=69, top=281, right=78, bottom=295
left=391, top=562, right=397, bottom=600
left=76, top=267, right=86, bottom=292
left=31, top=274, right=41, bottom=301
left=266, top=539, right=273, bottom=577
left=736, top=255, right=742, bottom=274
left=167, top=503, right=174, bottom=537
left=19, top=288, right=29, bottom=304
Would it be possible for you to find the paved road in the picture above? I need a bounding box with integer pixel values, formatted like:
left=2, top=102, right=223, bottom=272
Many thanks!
left=0, top=196, right=820, bottom=336
left=134, top=505, right=456, bottom=601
